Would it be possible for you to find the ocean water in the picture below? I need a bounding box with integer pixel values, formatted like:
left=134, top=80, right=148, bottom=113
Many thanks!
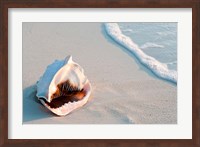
left=104, top=23, right=177, bottom=83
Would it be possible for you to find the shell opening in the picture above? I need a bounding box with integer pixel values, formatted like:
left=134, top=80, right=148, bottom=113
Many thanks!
left=42, top=80, right=86, bottom=108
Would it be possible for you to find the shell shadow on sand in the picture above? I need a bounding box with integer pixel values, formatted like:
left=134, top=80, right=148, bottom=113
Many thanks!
left=23, top=84, right=52, bottom=123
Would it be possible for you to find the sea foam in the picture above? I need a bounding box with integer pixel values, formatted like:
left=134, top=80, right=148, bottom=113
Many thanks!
left=104, top=23, right=177, bottom=83
left=140, top=42, right=164, bottom=49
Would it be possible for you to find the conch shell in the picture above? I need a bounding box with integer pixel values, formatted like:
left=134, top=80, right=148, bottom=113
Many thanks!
left=36, top=56, right=92, bottom=116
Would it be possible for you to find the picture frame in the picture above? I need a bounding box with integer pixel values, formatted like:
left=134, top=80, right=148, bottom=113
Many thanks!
left=0, top=0, right=199, bottom=147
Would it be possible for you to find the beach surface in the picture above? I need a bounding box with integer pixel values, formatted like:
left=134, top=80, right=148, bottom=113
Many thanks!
left=23, top=23, right=177, bottom=124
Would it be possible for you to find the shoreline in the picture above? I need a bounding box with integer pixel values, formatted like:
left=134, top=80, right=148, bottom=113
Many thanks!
left=104, top=23, right=177, bottom=84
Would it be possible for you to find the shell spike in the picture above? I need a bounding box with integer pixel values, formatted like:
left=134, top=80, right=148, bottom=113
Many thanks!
left=65, top=55, right=73, bottom=64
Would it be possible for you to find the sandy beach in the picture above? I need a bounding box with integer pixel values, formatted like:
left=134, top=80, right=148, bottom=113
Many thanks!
left=23, top=23, right=177, bottom=124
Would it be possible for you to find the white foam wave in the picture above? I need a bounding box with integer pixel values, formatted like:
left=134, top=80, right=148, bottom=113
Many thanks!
left=157, top=31, right=175, bottom=36
left=122, top=29, right=134, bottom=33
left=140, top=42, right=164, bottom=49
left=104, top=23, right=177, bottom=83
